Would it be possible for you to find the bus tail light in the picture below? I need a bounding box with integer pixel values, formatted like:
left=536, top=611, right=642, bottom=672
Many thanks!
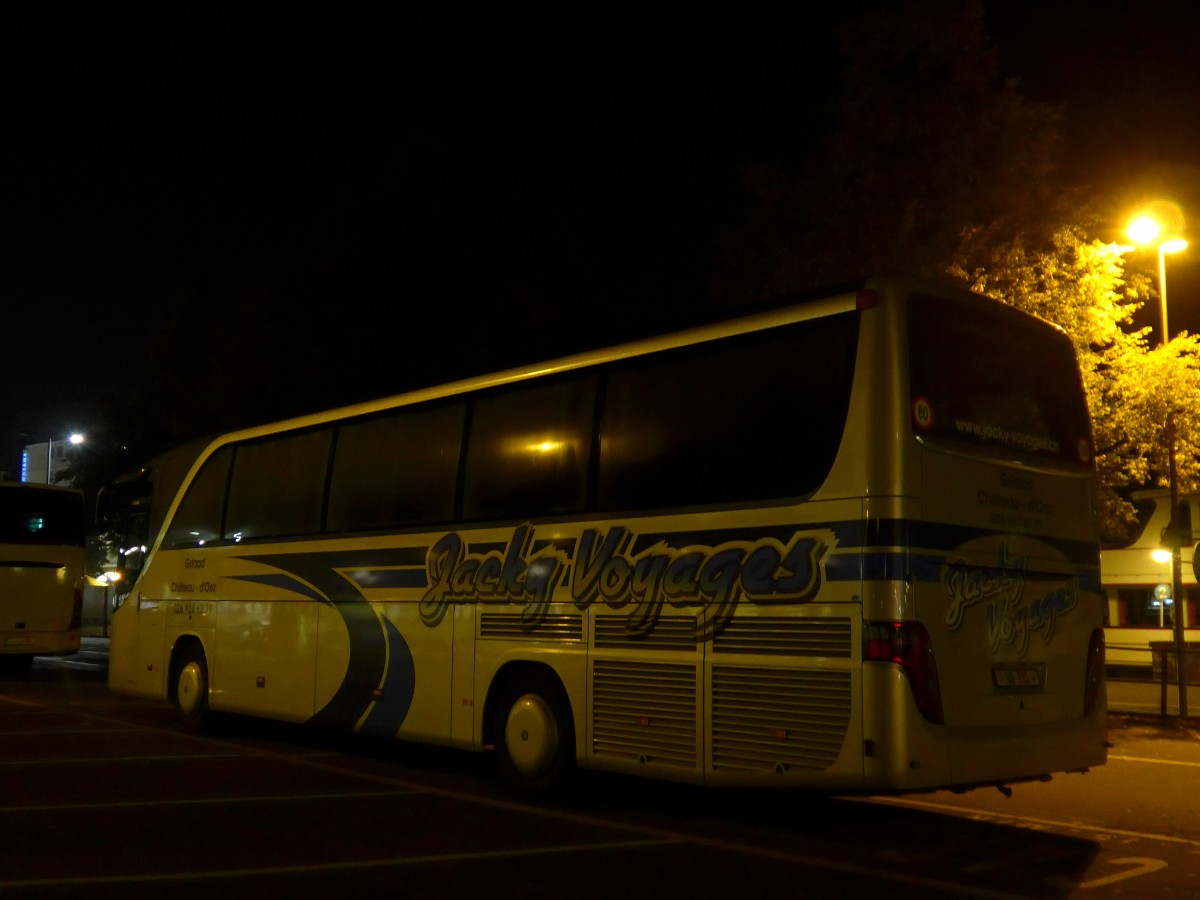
left=69, top=588, right=83, bottom=631
left=866, top=621, right=944, bottom=724
left=1083, top=627, right=1105, bottom=717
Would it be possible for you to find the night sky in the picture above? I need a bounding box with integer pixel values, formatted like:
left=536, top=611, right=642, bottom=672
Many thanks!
left=5, top=2, right=1200, bottom=477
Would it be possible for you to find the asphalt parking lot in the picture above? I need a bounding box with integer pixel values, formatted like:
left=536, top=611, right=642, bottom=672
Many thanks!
left=4, top=638, right=1199, bottom=899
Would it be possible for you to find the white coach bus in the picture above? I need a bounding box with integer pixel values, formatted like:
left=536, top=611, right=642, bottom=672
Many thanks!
left=108, top=276, right=1107, bottom=795
left=1, top=482, right=85, bottom=674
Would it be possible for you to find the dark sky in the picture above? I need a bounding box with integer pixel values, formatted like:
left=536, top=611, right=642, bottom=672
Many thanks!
left=5, top=2, right=1200, bottom=475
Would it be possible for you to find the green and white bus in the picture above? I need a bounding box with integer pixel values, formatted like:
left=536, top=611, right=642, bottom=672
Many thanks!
left=108, top=275, right=1107, bottom=795
left=1, top=482, right=85, bottom=674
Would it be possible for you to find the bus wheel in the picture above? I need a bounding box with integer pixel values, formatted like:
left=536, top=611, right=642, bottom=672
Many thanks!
left=174, top=644, right=211, bottom=733
left=493, top=672, right=575, bottom=798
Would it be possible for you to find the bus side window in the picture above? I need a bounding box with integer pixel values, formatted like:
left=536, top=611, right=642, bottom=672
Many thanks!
left=224, top=429, right=333, bottom=541
left=598, top=315, right=858, bottom=511
left=163, top=448, right=234, bottom=549
left=327, top=402, right=465, bottom=531
left=463, top=376, right=595, bottom=521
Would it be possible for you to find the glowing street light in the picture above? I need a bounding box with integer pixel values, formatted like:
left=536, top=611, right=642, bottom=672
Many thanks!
left=45, top=432, right=85, bottom=484
left=1126, top=214, right=1188, bottom=345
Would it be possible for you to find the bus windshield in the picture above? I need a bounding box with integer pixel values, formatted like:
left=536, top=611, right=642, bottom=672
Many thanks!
left=908, top=293, right=1093, bottom=468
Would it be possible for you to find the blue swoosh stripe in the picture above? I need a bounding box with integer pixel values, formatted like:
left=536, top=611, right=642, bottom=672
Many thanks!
left=358, top=616, right=416, bottom=737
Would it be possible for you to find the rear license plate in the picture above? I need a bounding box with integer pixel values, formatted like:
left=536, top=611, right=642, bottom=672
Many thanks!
left=5, top=637, right=35, bottom=646
left=992, top=665, right=1043, bottom=689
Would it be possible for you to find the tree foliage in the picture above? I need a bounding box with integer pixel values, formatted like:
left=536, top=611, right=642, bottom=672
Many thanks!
left=715, top=0, right=1063, bottom=305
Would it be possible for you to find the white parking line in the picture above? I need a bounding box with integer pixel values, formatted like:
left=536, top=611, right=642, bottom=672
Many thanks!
left=1108, top=753, right=1200, bottom=768
left=868, top=796, right=1200, bottom=849
left=0, top=789, right=416, bottom=815
left=0, top=838, right=688, bottom=890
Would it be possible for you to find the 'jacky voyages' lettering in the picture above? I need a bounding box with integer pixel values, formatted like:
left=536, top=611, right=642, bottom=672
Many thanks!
left=419, top=524, right=833, bottom=638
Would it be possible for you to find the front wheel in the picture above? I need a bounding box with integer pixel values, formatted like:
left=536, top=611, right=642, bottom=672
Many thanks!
left=493, top=671, right=576, bottom=798
left=173, top=643, right=211, bottom=733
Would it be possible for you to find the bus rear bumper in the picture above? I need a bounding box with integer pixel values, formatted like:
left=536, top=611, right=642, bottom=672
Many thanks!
left=862, top=668, right=1108, bottom=794
left=1, top=633, right=80, bottom=657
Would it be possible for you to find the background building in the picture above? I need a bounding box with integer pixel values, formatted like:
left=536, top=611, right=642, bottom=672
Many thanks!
left=20, top=437, right=83, bottom=485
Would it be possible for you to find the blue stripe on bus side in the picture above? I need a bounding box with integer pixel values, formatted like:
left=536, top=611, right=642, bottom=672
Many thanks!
left=224, top=522, right=1099, bottom=734
left=233, top=521, right=1100, bottom=601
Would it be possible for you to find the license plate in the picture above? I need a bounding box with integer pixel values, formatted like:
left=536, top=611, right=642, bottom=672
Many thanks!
left=5, top=637, right=35, bottom=646
left=992, top=665, right=1043, bottom=688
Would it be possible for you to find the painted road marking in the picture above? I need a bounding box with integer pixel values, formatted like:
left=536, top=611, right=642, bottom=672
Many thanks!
left=1109, top=753, right=1200, bottom=768
left=1080, top=858, right=1168, bottom=889
left=871, top=795, right=1200, bottom=849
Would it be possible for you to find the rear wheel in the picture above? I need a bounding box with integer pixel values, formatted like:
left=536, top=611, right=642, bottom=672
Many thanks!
left=173, top=644, right=211, bottom=733
left=493, top=671, right=576, bottom=798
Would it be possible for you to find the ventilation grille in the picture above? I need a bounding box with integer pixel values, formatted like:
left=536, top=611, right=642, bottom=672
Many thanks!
left=478, top=613, right=583, bottom=641
left=594, top=616, right=697, bottom=650
left=711, top=666, right=851, bottom=773
left=592, top=660, right=697, bottom=768
left=713, top=617, right=853, bottom=657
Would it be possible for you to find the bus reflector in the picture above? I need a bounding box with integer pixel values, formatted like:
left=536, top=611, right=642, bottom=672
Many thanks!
left=866, top=621, right=944, bottom=724
left=1084, top=627, right=1105, bottom=717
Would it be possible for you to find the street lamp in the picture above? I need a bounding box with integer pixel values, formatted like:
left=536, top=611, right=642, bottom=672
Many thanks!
left=1126, top=215, right=1188, bottom=345
left=1127, top=211, right=1190, bottom=714
left=45, top=433, right=85, bottom=484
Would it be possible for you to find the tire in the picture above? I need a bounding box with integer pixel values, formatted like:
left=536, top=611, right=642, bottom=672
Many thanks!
left=173, top=643, right=212, bottom=733
left=493, top=670, right=576, bottom=798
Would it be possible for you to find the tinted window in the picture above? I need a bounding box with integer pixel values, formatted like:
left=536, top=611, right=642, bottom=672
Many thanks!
left=328, top=403, right=465, bottom=531
left=598, top=314, right=859, bottom=510
left=908, top=293, right=1093, bottom=466
left=463, top=376, right=596, bottom=520
left=0, top=486, right=85, bottom=547
left=224, top=429, right=333, bottom=541
left=163, top=448, right=233, bottom=549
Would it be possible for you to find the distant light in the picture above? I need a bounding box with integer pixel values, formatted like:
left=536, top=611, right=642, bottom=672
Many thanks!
left=68, top=433, right=85, bottom=445
left=1161, top=238, right=1188, bottom=254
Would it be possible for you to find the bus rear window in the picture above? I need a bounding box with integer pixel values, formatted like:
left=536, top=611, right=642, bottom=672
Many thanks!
left=0, top=487, right=85, bottom=547
left=907, top=293, right=1093, bottom=466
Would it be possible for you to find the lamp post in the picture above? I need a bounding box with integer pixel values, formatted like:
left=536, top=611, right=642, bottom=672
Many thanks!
left=1127, top=215, right=1187, bottom=345
left=1127, top=213, right=1189, bottom=715
left=101, top=571, right=122, bottom=638
left=44, top=433, right=85, bottom=484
